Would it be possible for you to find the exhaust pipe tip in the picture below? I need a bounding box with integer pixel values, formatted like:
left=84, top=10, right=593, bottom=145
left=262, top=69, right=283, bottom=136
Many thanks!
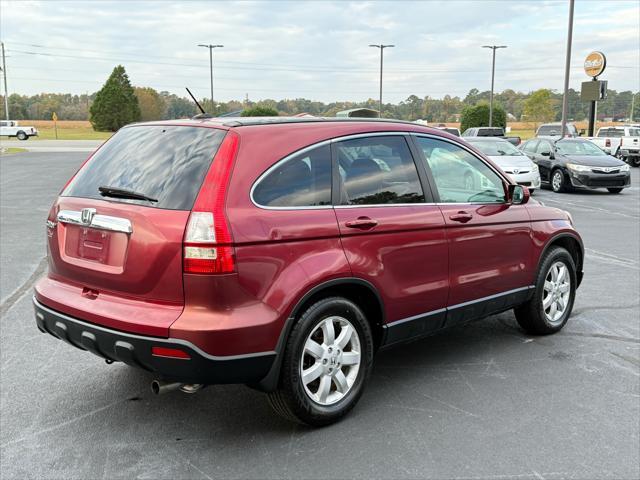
left=151, top=380, right=182, bottom=395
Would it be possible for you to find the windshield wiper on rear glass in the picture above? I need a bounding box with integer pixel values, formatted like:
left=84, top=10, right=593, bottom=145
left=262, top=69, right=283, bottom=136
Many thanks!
left=98, top=186, right=158, bottom=203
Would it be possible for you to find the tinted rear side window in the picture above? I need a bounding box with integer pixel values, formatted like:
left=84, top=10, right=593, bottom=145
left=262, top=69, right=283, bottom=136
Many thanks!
left=477, top=128, right=504, bottom=136
left=63, top=126, right=226, bottom=210
left=336, top=136, right=424, bottom=205
left=537, top=125, right=559, bottom=136
left=252, top=144, right=332, bottom=207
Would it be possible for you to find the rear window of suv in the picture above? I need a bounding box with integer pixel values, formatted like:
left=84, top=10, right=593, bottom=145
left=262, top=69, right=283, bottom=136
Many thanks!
left=63, top=125, right=226, bottom=210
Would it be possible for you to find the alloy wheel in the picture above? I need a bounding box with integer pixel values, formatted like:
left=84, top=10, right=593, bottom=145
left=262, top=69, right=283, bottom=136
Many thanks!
left=552, top=171, right=563, bottom=192
left=542, top=261, right=571, bottom=325
left=300, top=316, right=361, bottom=406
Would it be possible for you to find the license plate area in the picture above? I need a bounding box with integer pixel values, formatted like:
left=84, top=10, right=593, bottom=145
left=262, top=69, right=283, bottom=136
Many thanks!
left=79, top=228, right=110, bottom=263
left=60, top=225, right=129, bottom=274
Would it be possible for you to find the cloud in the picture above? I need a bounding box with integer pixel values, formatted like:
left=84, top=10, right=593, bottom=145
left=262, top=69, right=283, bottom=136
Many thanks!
left=1, top=0, right=638, bottom=102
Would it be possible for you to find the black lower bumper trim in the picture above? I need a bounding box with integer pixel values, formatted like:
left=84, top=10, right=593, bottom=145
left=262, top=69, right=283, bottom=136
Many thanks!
left=33, top=297, right=275, bottom=385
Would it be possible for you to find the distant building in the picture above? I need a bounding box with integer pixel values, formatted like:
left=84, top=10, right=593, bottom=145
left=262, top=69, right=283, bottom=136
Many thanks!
left=336, top=108, right=379, bottom=118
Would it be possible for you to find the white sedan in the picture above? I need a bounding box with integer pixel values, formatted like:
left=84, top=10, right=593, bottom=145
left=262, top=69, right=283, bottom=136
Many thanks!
left=465, top=137, right=541, bottom=192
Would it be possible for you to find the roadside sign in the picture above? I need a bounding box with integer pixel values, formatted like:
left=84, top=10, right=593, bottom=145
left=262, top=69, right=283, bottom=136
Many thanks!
left=52, top=112, right=58, bottom=139
left=584, top=51, right=606, bottom=78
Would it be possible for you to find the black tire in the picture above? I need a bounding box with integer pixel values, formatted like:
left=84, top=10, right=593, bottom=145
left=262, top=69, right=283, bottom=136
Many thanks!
left=633, top=158, right=640, bottom=167
left=514, top=246, right=577, bottom=335
left=16, top=131, right=28, bottom=141
left=267, top=297, right=374, bottom=426
left=607, top=188, right=623, bottom=194
left=551, top=169, right=567, bottom=193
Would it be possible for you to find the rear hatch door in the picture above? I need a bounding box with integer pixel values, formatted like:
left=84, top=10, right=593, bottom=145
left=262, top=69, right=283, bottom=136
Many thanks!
left=42, top=124, right=227, bottom=336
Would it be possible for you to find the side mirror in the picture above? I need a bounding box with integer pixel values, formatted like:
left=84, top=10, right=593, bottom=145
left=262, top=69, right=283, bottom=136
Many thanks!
left=509, top=184, right=530, bottom=205
left=541, top=151, right=551, bottom=157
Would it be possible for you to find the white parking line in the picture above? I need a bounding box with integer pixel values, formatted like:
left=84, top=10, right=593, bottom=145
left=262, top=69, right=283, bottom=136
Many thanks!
left=541, top=197, right=640, bottom=219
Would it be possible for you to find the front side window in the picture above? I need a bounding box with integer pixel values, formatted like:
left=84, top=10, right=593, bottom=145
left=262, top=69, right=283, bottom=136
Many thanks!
left=536, top=140, right=553, bottom=154
left=252, top=144, right=332, bottom=207
left=521, top=140, right=539, bottom=154
left=416, top=137, right=506, bottom=204
left=335, top=136, right=424, bottom=205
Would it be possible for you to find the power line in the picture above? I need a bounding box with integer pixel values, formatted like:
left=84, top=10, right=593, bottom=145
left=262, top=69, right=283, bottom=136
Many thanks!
left=6, top=48, right=638, bottom=75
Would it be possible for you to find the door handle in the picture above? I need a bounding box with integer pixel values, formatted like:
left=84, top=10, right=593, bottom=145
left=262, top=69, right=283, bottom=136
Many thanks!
left=345, top=216, right=378, bottom=229
left=449, top=211, right=473, bottom=223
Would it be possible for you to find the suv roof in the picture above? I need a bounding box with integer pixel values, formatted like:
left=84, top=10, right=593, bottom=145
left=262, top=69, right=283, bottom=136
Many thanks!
left=142, top=116, right=423, bottom=129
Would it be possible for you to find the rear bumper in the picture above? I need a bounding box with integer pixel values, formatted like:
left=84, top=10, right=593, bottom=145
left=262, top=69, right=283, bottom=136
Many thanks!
left=33, top=297, right=275, bottom=385
left=620, top=148, right=640, bottom=158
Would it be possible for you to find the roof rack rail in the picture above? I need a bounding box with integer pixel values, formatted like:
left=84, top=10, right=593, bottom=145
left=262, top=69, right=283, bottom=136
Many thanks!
left=192, top=113, right=215, bottom=119
left=216, top=117, right=421, bottom=127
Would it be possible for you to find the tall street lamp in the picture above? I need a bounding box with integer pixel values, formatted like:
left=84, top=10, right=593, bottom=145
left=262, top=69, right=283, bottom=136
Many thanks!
left=369, top=44, right=394, bottom=117
left=482, top=45, right=507, bottom=127
left=198, top=44, right=224, bottom=110
left=560, top=0, right=575, bottom=138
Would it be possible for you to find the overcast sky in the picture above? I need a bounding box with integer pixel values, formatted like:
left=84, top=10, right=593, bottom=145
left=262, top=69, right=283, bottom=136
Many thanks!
left=1, top=0, right=638, bottom=103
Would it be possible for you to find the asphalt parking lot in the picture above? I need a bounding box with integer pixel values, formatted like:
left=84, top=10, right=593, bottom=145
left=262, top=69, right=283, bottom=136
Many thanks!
left=1, top=151, right=639, bottom=480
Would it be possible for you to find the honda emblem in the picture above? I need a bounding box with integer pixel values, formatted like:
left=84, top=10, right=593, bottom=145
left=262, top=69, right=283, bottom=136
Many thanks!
left=81, top=208, right=96, bottom=225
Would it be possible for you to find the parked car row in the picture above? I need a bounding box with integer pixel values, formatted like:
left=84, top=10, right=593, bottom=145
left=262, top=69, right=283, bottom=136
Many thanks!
left=461, top=126, right=521, bottom=146
left=520, top=137, right=630, bottom=194
left=587, top=126, right=640, bottom=166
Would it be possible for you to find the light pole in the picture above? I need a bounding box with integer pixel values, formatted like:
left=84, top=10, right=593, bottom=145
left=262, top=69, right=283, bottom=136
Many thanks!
left=482, top=45, right=507, bottom=127
left=369, top=44, right=394, bottom=117
left=1, top=42, right=9, bottom=121
left=198, top=44, right=224, bottom=111
left=560, top=0, right=575, bottom=138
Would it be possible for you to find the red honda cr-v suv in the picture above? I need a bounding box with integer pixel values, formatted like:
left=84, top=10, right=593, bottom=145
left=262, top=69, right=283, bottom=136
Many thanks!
left=34, top=118, right=583, bottom=426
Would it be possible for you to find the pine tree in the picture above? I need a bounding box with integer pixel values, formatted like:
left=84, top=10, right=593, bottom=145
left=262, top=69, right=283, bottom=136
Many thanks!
left=90, top=65, right=141, bottom=131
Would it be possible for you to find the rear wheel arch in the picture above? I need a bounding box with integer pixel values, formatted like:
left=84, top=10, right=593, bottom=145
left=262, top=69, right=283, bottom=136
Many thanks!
left=253, top=278, right=385, bottom=392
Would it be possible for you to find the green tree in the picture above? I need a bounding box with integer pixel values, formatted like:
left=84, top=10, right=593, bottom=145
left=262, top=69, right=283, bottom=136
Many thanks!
left=90, top=65, right=141, bottom=131
left=241, top=106, right=279, bottom=117
left=522, top=89, right=555, bottom=125
left=460, top=103, right=506, bottom=132
left=134, top=87, right=165, bottom=121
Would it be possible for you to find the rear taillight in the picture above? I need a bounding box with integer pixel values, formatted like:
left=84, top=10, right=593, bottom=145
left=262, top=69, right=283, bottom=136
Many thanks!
left=605, top=139, right=611, bottom=147
left=183, top=132, right=239, bottom=275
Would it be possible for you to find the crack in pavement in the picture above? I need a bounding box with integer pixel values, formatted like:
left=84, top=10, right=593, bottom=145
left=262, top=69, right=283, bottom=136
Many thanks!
left=572, top=303, right=640, bottom=315
left=0, top=256, right=47, bottom=317
left=609, top=351, right=640, bottom=367
left=562, top=331, right=640, bottom=344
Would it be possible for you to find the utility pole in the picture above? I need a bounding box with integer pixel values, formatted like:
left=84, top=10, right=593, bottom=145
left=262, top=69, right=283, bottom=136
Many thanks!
left=369, top=44, right=394, bottom=117
left=560, top=0, right=575, bottom=138
left=198, top=44, right=224, bottom=111
left=1, top=42, right=9, bottom=121
left=482, top=45, right=507, bottom=127
left=631, top=92, right=636, bottom=123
